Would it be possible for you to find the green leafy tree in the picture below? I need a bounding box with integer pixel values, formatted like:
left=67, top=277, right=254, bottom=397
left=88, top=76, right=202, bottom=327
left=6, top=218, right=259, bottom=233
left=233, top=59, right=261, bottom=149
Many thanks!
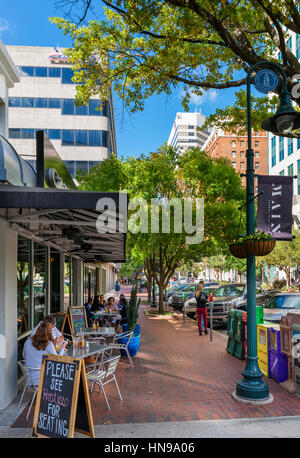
left=52, top=0, right=300, bottom=134
left=77, top=145, right=245, bottom=311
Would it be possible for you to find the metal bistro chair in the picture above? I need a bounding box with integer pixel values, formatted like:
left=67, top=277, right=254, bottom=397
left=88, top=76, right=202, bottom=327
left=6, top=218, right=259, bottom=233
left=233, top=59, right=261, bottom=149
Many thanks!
left=18, top=360, right=40, bottom=420
left=86, top=355, right=122, bottom=410
left=109, top=331, right=134, bottom=367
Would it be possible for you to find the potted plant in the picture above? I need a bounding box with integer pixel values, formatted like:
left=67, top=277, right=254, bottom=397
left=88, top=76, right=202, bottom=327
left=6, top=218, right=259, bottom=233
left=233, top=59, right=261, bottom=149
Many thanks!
left=229, top=237, right=248, bottom=259
left=120, top=287, right=141, bottom=357
left=244, top=230, right=276, bottom=256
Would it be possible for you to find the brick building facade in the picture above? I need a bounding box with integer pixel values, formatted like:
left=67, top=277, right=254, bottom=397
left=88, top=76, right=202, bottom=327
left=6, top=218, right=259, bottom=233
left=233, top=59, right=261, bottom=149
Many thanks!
left=202, top=128, right=268, bottom=188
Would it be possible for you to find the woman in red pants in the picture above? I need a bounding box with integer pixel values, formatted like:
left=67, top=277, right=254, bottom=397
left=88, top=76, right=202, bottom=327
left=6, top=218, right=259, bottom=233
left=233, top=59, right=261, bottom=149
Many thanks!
left=195, top=282, right=208, bottom=336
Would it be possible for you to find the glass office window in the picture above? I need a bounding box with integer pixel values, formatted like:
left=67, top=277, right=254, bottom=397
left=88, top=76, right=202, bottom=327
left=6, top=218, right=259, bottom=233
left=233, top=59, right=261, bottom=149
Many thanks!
left=35, top=67, right=48, bottom=77
left=9, top=97, right=21, bottom=107
left=89, top=130, right=101, bottom=146
left=62, top=68, right=75, bottom=84
left=64, top=160, right=75, bottom=177
left=271, top=136, right=276, bottom=166
left=9, top=128, right=21, bottom=139
left=75, top=130, right=88, bottom=146
left=62, top=98, right=75, bottom=115
left=279, top=136, right=284, bottom=161
left=22, top=129, right=35, bottom=139
left=288, top=164, right=294, bottom=176
left=20, top=66, right=34, bottom=77
left=76, top=161, right=88, bottom=175
left=287, top=37, right=292, bottom=50
left=75, top=102, right=88, bottom=116
left=33, top=243, right=47, bottom=327
left=35, top=98, right=47, bottom=108
left=17, top=236, right=31, bottom=336
left=21, top=97, right=34, bottom=108
left=48, top=129, right=61, bottom=140
left=89, top=161, right=101, bottom=171
left=89, top=99, right=101, bottom=116
left=101, top=130, right=108, bottom=147
left=48, top=67, right=61, bottom=78
left=288, top=138, right=294, bottom=156
left=48, top=98, right=61, bottom=109
left=279, top=170, right=284, bottom=176
left=62, top=130, right=74, bottom=145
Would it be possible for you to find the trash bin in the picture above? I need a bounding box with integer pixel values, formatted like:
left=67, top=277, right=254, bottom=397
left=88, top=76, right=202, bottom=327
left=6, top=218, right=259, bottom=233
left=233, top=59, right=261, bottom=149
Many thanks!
left=256, top=306, right=264, bottom=325
left=242, top=312, right=247, bottom=358
left=268, top=324, right=288, bottom=383
left=257, top=323, right=273, bottom=377
left=233, top=310, right=245, bottom=360
left=226, top=309, right=237, bottom=355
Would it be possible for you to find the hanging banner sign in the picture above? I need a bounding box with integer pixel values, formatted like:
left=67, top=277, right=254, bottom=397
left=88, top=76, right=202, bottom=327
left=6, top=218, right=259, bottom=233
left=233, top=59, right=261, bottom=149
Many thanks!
left=257, top=175, right=293, bottom=240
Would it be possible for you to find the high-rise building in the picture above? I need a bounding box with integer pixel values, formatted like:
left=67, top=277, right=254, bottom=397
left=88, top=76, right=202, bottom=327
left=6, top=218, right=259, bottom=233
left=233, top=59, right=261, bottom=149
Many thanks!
left=6, top=45, right=117, bottom=179
left=202, top=128, right=268, bottom=187
left=268, top=31, right=300, bottom=195
left=167, top=112, right=211, bottom=154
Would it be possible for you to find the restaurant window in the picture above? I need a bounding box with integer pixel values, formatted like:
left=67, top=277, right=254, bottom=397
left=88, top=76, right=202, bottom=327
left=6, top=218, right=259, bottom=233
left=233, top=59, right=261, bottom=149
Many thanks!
left=33, top=243, right=48, bottom=326
left=64, top=256, right=71, bottom=310
left=17, top=237, right=31, bottom=336
left=50, top=250, right=61, bottom=315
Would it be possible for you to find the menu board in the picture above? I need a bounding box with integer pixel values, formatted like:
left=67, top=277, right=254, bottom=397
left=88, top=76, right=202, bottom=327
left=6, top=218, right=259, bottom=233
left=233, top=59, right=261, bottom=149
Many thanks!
left=69, top=306, right=87, bottom=334
left=55, top=312, right=67, bottom=332
left=32, top=355, right=94, bottom=438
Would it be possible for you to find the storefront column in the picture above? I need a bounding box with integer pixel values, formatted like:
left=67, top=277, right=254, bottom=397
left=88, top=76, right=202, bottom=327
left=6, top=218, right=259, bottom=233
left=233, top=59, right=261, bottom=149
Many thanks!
left=74, top=259, right=83, bottom=306
left=0, top=219, right=17, bottom=411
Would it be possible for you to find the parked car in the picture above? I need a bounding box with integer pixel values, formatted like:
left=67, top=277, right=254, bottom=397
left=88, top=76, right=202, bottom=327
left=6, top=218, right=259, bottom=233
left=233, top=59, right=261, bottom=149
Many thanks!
left=170, top=283, right=219, bottom=311
left=263, top=293, right=300, bottom=323
left=183, top=284, right=278, bottom=327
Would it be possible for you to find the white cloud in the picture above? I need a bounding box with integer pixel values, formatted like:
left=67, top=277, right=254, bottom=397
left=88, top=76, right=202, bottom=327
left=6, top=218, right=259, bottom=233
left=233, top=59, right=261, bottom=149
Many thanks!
left=180, top=87, right=218, bottom=107
left=0, top=17, right=10, bottom=36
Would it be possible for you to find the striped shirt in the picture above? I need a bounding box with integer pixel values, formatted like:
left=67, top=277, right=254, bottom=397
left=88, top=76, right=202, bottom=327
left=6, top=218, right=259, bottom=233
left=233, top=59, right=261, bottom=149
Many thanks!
left=31, top=321, right=62, bottom=340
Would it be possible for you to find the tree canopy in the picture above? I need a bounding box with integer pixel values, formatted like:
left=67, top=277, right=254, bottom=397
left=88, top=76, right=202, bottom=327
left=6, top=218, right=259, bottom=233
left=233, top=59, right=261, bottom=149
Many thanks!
left=52, top=0, right=300, bottom=132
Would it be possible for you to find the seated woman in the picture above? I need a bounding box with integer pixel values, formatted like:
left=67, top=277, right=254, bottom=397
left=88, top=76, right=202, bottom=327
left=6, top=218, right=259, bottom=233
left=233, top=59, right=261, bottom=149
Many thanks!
left=106, top=297, right=120, bottom=329
left=23, top=322, right=67, bottom=386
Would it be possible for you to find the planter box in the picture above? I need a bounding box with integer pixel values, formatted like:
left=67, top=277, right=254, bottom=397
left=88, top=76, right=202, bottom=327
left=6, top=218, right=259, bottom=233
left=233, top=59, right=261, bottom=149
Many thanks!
left=119, top=334, right=141, bottom=357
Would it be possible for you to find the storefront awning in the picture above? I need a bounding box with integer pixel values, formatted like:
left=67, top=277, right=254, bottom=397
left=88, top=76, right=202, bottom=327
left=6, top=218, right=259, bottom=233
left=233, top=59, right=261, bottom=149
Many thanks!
left=0, top=186, right=128, bottom=263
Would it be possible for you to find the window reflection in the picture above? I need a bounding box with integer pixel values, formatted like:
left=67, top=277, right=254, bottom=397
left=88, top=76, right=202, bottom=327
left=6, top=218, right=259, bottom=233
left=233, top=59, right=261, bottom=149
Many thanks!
left=17, top=237, right=31, bottom=336
left=33, top=243, right=47, bottom=326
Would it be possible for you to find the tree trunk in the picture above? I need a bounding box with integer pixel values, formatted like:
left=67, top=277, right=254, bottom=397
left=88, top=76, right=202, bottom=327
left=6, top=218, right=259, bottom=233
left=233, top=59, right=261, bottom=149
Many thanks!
left=158, top=284, right=164, bottom=314
left=267, top=264, right=270, bottom=287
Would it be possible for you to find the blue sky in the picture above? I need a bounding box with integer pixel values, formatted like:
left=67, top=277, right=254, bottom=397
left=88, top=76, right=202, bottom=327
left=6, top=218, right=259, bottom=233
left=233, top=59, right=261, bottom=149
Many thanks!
left=0, top=0, right=240, bottom=158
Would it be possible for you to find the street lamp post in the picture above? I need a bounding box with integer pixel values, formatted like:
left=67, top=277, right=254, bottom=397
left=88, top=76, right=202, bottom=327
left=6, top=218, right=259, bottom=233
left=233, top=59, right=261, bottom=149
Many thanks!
left=233, top=61, right=300, bottom=404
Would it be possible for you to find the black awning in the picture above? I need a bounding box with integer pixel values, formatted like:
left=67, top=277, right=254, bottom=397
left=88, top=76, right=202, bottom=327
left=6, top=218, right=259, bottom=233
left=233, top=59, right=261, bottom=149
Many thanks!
left=0, top=186, right=128, bottom=263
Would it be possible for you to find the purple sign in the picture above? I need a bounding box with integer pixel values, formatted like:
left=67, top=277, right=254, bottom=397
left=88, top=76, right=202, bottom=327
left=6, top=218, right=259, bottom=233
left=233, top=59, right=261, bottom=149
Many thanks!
left=257, top=175, right=293, bottom=241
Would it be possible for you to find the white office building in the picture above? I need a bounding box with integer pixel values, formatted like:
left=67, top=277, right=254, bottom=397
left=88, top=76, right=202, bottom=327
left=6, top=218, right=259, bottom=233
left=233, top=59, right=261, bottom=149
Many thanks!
left=6, top=46, right=117, bottom=178
left=167, top=112, right=211, bottom=154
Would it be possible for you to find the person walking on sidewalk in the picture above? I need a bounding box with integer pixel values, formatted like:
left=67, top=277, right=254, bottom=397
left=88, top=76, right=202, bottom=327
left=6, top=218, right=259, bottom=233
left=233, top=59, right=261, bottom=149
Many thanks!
left=195, top=282, right=208, bottom=336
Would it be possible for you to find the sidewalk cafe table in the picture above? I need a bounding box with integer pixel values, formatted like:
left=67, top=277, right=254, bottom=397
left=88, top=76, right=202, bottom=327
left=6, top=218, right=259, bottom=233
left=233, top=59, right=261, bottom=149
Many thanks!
left=81, top=327, right=116, bottom=337
left=63, top=342, right=111, bottom=359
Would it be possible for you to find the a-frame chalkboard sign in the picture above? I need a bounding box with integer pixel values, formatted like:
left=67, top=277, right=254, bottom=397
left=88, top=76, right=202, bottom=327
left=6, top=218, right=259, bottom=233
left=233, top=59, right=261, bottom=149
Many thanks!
left=68, top=306, right=88, bottom=335
left=58, top=311, right=73, bottom=337
left=32, top=355, right=95, bottom=438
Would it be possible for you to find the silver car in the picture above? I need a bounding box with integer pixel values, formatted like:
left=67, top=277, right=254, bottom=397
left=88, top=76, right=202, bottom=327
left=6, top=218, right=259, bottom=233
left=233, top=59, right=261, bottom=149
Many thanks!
left=263, top=293, right=300, bottom=323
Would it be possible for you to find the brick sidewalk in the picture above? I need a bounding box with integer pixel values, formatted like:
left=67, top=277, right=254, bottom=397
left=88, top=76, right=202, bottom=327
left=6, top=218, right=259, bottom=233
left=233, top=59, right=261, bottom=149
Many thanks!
left=13, top=287, right=300, bottom=427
